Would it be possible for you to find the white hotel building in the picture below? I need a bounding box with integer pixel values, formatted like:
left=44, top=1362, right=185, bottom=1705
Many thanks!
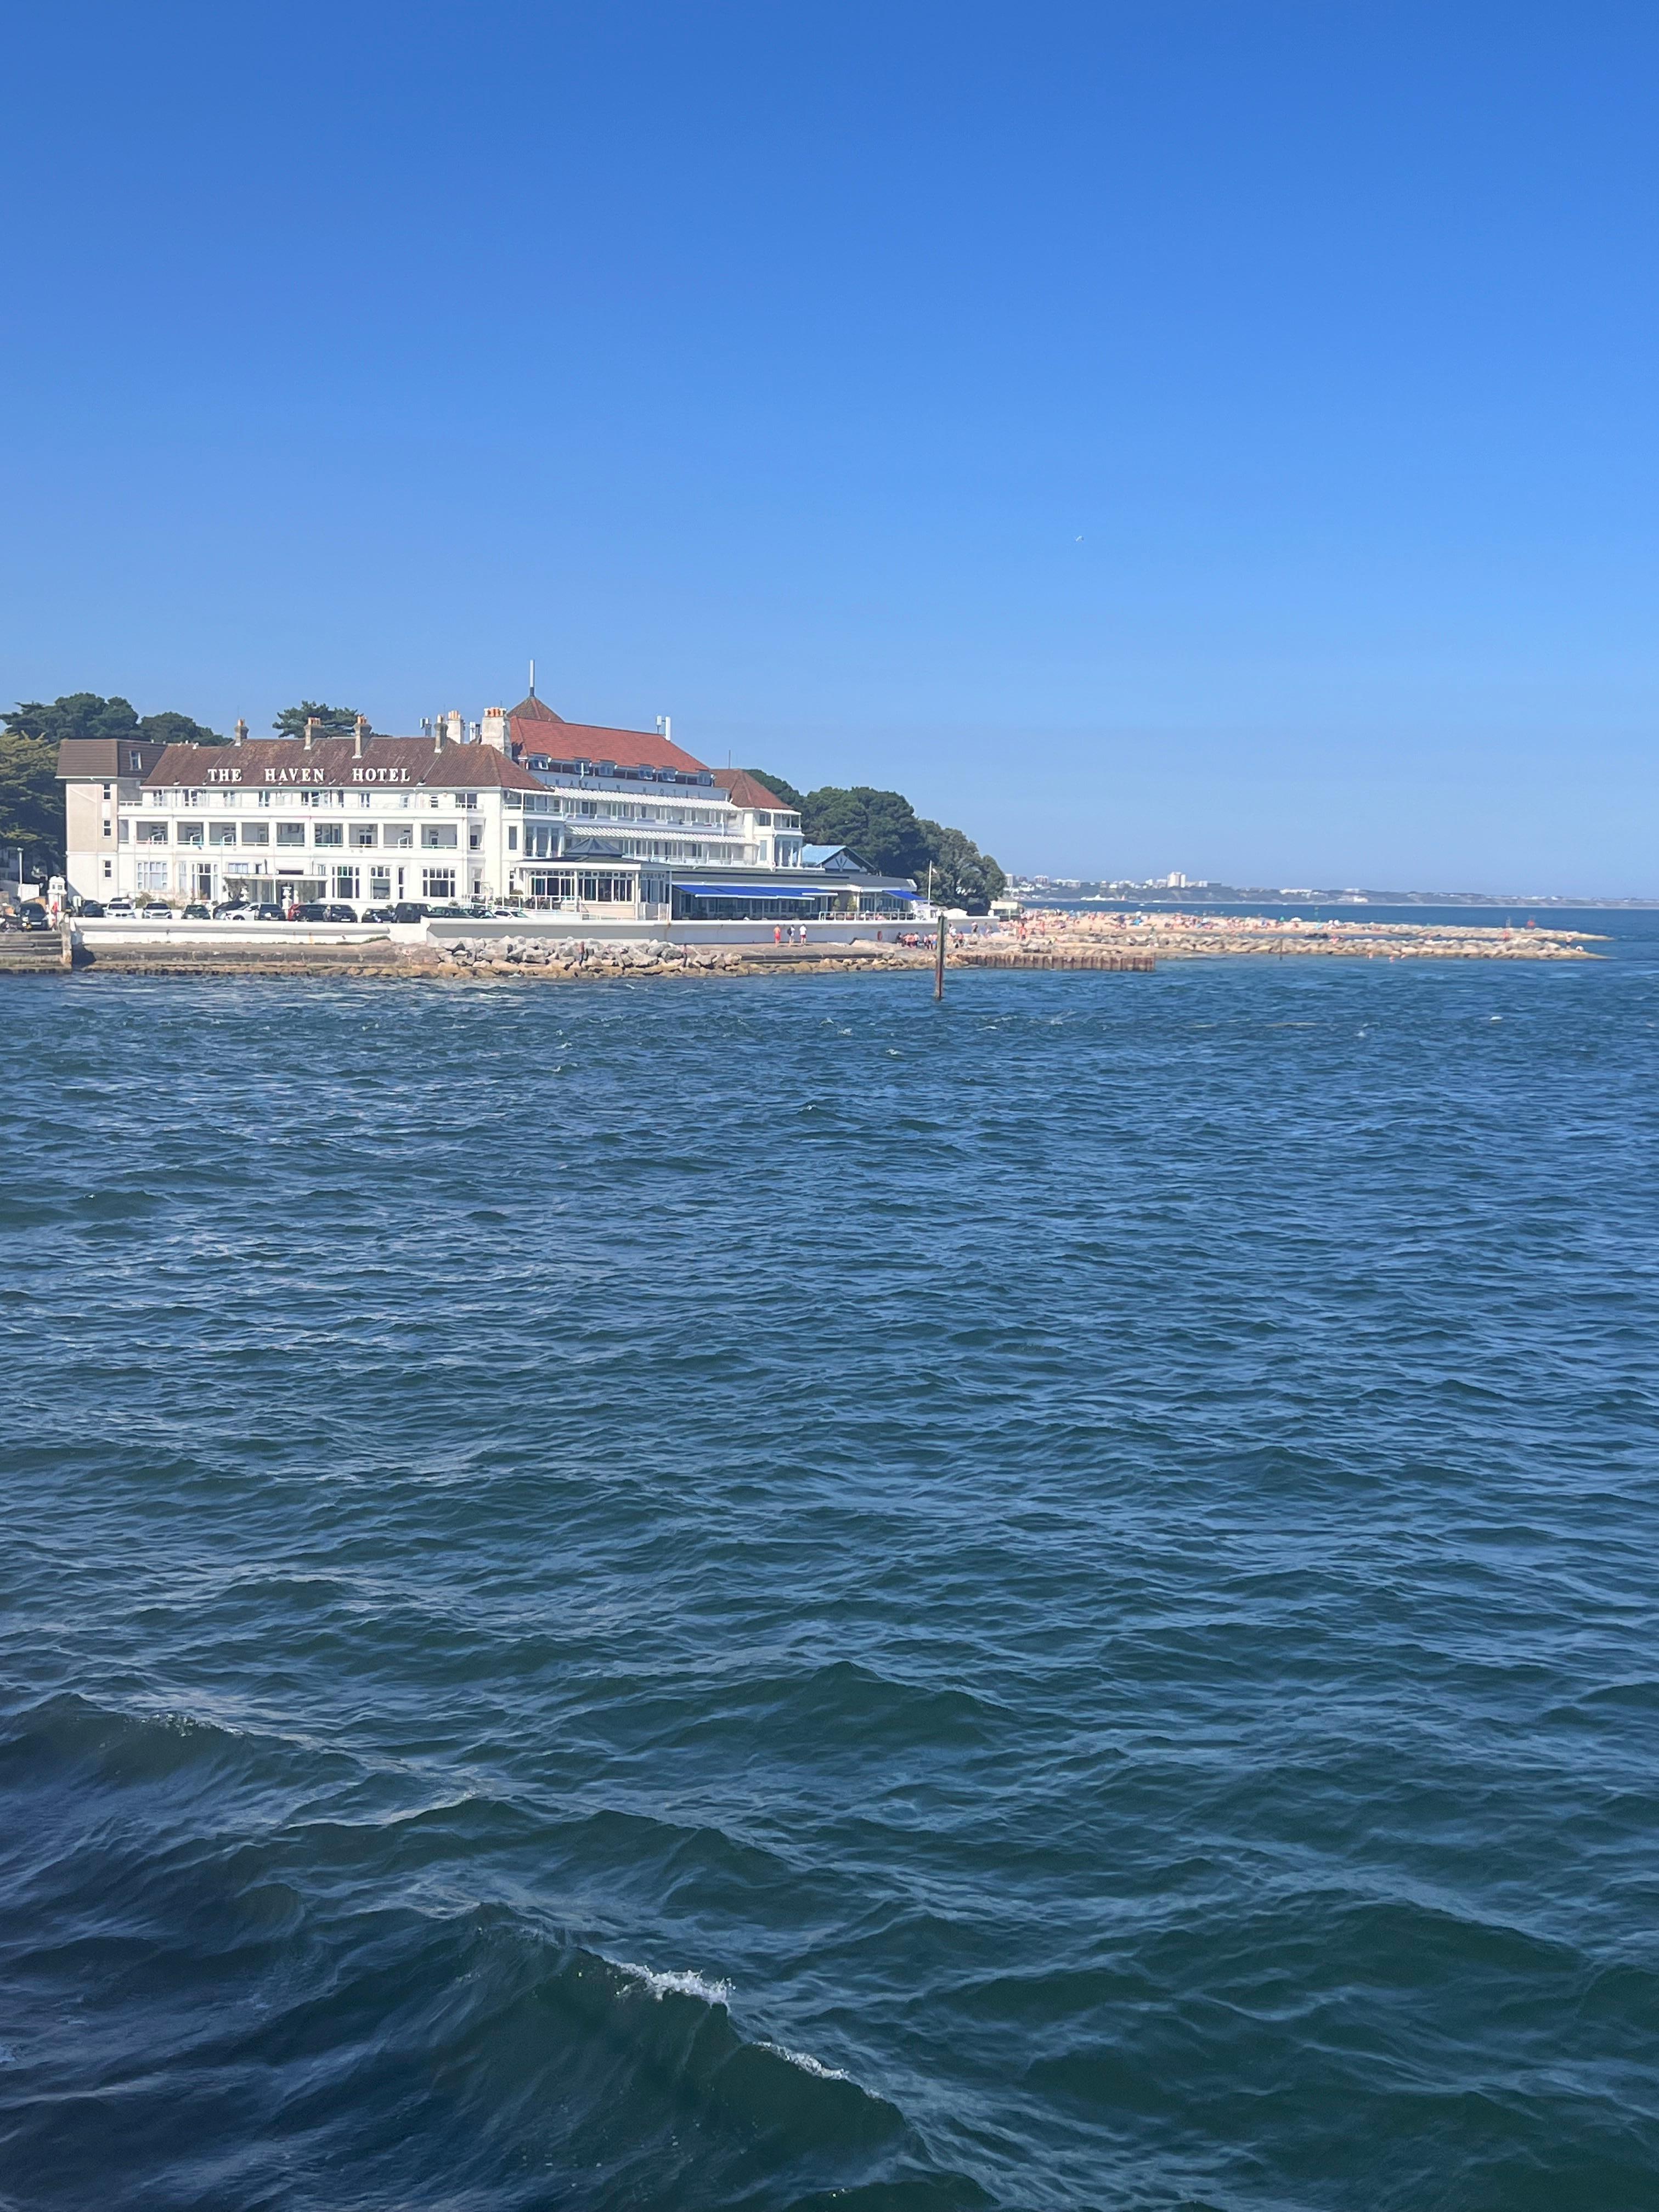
left=58, top=693, right=926, bottom=924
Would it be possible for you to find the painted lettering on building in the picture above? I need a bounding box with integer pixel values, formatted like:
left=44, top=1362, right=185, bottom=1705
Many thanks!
left=351, top=767, right=410, bottom=783
left=205, top=766, right=244, bottom=783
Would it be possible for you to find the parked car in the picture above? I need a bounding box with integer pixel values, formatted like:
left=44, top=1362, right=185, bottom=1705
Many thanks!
left=213, top=901, right=250, bottom=919
left=322, top=903, right=358, bottom=923
left=360, top=905, right=395, bottom=923
left=183, top=902, right=211, bottom=919
left=425, top=902, right=467, bottom=919
left=18, top=901, right=50, bottom=931
left=106, top=897, right=136, bottom=916
left=253, top=902, right=284, bottom=922
left=75, top=900, right=105, bottom=918
left=292, top=902, right=328, bottom=922
left=391, top=901, right=429, bottom=924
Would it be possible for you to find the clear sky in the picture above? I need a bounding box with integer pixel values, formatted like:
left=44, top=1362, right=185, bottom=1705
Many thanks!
left=5, top=2, right=1656, bottom=890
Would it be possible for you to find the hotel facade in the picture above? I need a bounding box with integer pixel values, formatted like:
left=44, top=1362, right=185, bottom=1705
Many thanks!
left=58, top=693, right=926, bottom=925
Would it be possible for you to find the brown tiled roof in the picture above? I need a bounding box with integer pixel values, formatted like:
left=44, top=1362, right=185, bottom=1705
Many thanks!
left=713, top=771, right=791, bottom=811
left=139, top=736, right=540, bottom=792
left=508, top=707, right=708, bottom=775
left=422, top=744, right=542, bottom=792
left=56, top=737, right=169, bottom=779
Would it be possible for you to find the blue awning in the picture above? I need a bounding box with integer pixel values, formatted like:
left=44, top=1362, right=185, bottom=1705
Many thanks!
left=675, top=882, right=834, bottom=901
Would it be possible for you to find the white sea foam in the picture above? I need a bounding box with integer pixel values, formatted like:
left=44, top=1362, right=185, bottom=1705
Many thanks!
left=613, top=1958, right=733, bottom=2004
left=760, top=2040, right=851, bottom=2081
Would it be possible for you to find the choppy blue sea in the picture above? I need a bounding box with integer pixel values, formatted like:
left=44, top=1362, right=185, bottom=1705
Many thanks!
left=4, top=928, right=1658, bottom=2212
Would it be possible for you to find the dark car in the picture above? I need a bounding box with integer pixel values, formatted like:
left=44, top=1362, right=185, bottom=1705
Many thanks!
left=322, top=903, right=357, bottom=923
left=253, top=902, right=284, bottom=922
left=183, top=902, right=211, bottom=919
left=294, top=902, right=328, bottom=922
left=76, top=900, right=105, bottom=918
left=391, top=901, right=429, bottom=924
left=18, top=901, right=49, bottom=931
left=360, top=905, right=394, bottom=923
left=425, top=902, right=467, bottom=919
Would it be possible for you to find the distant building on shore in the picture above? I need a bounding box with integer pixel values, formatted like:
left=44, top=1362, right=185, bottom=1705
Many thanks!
left=57, top=692, right=925, bottom=923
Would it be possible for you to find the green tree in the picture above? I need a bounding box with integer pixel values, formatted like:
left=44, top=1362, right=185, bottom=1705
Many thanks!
left=740, top=768, right=804, bottom=809
left=4, top=692, right=142, bottom=744
left=0, top=732, right=65, bottom=879
left=916, top=818, right=1006, bottom=912
left=139, top=709, right=225, bottom=747
left=797, top=786, right=933, bottom=878
left=273, top=701, right=359, bottom=740
left=3, top=692, right=224, bottom=747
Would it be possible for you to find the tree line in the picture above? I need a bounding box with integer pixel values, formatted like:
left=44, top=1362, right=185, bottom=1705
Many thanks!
left=0, top=693, right=362, bottom=878
left=743, top=770, right=1006, bottom=911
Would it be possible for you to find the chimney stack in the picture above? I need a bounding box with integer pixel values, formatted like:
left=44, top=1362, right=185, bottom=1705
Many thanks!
left=446, top=708, right=465, bottom=747
left=234, top=719, right=247, bottom=746
left=433, top=721, right=444, bottom=754
left=304, top=715, right=320, bottom=751
left=481, top=707, right=508, bottom=752
left=353, top=714, right=369, bottom=759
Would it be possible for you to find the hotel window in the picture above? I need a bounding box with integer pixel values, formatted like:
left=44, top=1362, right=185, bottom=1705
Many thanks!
left=507, top=827, right=518, bottom=851
left=421, top=824, right=458, bottom=850
left=333, top=867, right=359, bottom=899
left=137, top=860, right=168, bottom=890
left=276, top=823, right=306, bottom=848
left=421, top=868, right=455, bottom=900
left=137, top=820, right=168, bottom=843
left=102, top=783, right=111, bottom=799
left=369, top=869, right=391, bottom=900
left=468, top=827, right=481, bottom=850
left=210, top=823, right=237, bottom=846
left=101, top=819, right=111, bottom=838
left=312, top=823, right=343, bottom=848
left=387, top=825, right=413, bottom=850
left=103, top=859, right=112, bottom=880
left=351, top=824, right=376, bottom=848
left=455, top=792, right=477, bottom=810
left=241, top=823, right=270, bottom=847
left=177, top=822, right=204, bottom=847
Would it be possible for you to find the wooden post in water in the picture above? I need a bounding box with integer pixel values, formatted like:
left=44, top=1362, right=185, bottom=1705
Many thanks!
left=934, top=913, right=946, bottom=1001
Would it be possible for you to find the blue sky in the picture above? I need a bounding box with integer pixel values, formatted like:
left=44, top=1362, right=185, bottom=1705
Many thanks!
left=5, top=1, right=1656, bottom=890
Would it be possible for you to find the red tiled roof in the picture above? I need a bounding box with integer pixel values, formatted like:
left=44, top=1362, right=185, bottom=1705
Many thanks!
left=139, top=736, right=540, bottom=792
left=507, top=693, right=565, bottom=724
left=713, top=771, right=791, bottom=811
left=508, top=712, right=708, bottom=775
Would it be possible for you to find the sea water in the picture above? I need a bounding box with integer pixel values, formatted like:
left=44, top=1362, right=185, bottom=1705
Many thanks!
left=3, top=937, right=1657, bottom=2211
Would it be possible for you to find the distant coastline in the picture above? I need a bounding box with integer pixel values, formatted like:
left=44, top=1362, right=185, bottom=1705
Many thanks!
left=1012, top=879, right=1659, bottom=910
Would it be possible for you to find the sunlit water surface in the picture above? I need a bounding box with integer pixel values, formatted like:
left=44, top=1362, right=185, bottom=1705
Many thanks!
left=3, top=937, right=1657, bottom=2210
